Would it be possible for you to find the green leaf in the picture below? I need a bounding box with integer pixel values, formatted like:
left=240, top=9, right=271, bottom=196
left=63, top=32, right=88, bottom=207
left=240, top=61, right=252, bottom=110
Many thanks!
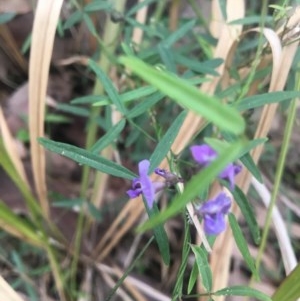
left=45, top=114, right=72, bottom=123
left=84, top=1, right=112, bottom=12
left=125, top=0, right=156, bottom=17
left=91, top=119, right=126, bottom=153
left=149, top=110, right=187, bottom=173
left=236, top=91, right=300, bottom=111
left=228, top=213, right=259, bottom=279
left=86, top=202, right=103, bottom=221
left=218, top=0, right=227, bottom=20
left=83, top=13, right=97, bottom=35
left=158, top=44, right=176, bottom=73
left=190, top=245, right=212, bottom=292
left=237, top=137, right=267, bottom=182
left=0, top=12, right=16, bottom=24
left=71, top=95, right=103, bottom=105
left=92, top=86, right=158, bottom=106
left=56, top=103, right=90, bottom=117
left=240, top=153, right=262, bottom=183
left=163, top=20, right=196, bottom=47
left=174, top=54, right=221, bottom=75
left=63, top=10, right=83, bottom=29
left=144, top=200, right=170, bottom=265
left=88, top=59, right=126, bottom=113
left=187, top=261, right=198, bottom=294
left=272, top=263, right=300, bottom=301
left=232, top=186, right=261, bottom=244
left=119, top=56, right=245, bottom=135
left=52, top=198, right=84, bottom=208
left=126, top=92, right=164, bottom=118
left=138, top=140, right=245, bottom=231
left=229, top=15, right=273, bottom=25
left=12, top=251, right=38, bottom=301
left=215, top=285, right=271, bottom=301
left=38, top=138, right=136, bottom=180
left=172, top=219, right=191, bottom=298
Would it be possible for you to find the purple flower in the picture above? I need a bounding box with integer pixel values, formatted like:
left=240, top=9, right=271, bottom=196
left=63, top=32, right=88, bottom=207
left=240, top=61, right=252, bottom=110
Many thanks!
left=197, top=192, right=231, bottom=235
left=219, top=163, right=242, bottom=190
left=190, top=145, right=217, bottom=165
left=127, top=160, right=155, bottom=208
left=190, top=144, right=242, bottom=190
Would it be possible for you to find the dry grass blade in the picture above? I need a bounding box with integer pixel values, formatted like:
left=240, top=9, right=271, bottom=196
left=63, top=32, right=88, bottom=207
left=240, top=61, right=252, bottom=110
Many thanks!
left=0, top=107, right=29, bottom=187
left=0, top=275, right=25, bottom=301
left=29, top=0, right=64, bottom=218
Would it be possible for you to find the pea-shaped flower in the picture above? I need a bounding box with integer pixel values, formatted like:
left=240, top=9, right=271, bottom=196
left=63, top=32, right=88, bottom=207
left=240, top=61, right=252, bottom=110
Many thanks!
left=127, top=160, right=155, bottom=208
left=197, top=192, right=231, bottom=235
left=127, top=160, right=166, bottom=208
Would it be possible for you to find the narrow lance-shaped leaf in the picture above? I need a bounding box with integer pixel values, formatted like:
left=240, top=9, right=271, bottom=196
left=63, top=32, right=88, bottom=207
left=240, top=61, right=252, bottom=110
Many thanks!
left=38, top=138, right=136, bottom=180
left=149, top=110, right=187, bottom=173
left=88, top=59, right=126, bottom=113
left=91, top=119, right=126, bottom=153
left=138, top=140, right=246, bottom=231
left=187, top=260, right=199, bottom=294
left=126, top=92, right=164, bottom=119
left=228, top=213, right=259, bottom=280
left=215, top=285, right=272, bottom=301
left=233, top=186, right=261, bottom=244
left=143, top=199, right=170, bottom=266
left=119, top=56, right=245, bottom=135
left=236, top=91, right=300, bottom=111
left=191, top=245, right=212, bottom=292
left=158, top=44, right=176, bottom=73
left=91, top=86, right=158, bottom=107
left=163, top=20, right=196, bottom=47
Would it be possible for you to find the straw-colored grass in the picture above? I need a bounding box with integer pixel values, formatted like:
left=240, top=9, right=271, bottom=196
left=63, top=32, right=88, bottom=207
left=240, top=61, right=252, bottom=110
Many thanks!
left=28, top=0, right=64, bottom=219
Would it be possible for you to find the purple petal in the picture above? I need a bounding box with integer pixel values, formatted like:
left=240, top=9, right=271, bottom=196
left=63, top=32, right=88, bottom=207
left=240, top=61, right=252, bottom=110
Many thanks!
left=126, top=188, right=142, bottom=199
left=127, top=178, right=142, bottom=199
left=219, top=163, right=242, bottom=190
left=203, top=213, right=226, bottom=235
left=199, top=193, right=231, bottom=215
left=154, top=168, right=167, bottom=177
left=190, top=144, right=217, bottom=165
left=140, top=173, right=155, bottom=208
left=138, top=159, right=150, bottom=176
